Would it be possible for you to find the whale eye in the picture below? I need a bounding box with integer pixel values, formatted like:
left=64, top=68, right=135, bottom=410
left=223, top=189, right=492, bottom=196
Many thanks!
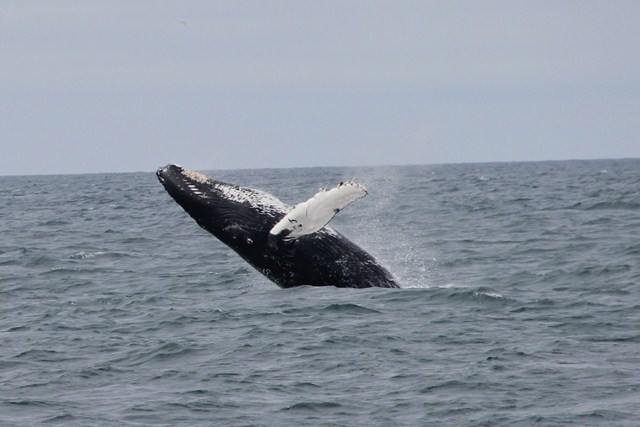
left=246, top=238, right=253, bottom=245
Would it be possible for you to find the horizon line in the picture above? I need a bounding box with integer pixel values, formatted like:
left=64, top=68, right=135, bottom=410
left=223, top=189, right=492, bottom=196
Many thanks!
left=1, top=156, right=638, bottom=178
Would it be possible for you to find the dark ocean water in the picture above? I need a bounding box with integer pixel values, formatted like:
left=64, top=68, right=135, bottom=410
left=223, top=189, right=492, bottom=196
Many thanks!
left=1, top=159, right=639, bottom=426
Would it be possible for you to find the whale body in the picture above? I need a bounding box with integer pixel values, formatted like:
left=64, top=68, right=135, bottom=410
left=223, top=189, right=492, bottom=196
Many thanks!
left=157, top=164, right=400, bottom=289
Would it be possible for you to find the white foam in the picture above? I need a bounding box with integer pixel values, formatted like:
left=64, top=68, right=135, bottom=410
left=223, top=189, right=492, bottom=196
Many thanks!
left=474, top=291, right=503, bottom=299
left=70, top=251, right=106, bottom=259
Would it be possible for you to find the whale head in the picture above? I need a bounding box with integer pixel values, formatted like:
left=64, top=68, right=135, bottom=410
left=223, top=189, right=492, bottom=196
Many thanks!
left=156, top=164, right=288, bottom=251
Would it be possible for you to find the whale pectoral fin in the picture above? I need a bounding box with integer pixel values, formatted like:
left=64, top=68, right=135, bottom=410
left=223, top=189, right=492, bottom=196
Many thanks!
left=269, top=181, right=367, bottom=239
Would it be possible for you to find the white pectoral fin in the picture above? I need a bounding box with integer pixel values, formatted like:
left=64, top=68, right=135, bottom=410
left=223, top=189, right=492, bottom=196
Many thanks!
left=269, top=182, right=367, bottom=239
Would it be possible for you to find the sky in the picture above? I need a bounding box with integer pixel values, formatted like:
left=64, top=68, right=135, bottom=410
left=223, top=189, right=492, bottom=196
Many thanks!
left=2, top=1, right=639, bottom=175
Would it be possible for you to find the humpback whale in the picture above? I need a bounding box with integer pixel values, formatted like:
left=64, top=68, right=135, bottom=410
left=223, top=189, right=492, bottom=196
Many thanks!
left=156, top=164, right=400, bottom=289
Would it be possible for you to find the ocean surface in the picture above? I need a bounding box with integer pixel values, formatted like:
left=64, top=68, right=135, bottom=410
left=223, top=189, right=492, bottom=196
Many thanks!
left=1, top=159, right=639, bottom=426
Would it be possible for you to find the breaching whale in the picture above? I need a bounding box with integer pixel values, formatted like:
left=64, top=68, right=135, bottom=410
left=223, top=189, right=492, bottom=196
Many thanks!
left=156, top=164, right=400, bottom=289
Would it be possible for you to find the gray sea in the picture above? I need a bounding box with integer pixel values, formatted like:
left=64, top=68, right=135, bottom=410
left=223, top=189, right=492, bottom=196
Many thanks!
left=1, top=159, right=639, bottom=426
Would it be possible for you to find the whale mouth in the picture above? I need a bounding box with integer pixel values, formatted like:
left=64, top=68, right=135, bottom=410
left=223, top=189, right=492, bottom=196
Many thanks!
left=156, top=164, right=216, bottom=203
left=156, top=164, right=176, bottom=185
left=157, top=164, right=208, bottom=187
left=156, top=164, right=185, bottom=185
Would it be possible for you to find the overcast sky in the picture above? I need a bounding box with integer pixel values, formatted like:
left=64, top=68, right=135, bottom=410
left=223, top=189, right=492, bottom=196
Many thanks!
left=2, top=1, right=639, bottom=175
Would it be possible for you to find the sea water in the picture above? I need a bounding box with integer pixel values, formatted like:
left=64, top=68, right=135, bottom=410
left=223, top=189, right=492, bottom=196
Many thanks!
left=1, top=159, right=639, bottom=426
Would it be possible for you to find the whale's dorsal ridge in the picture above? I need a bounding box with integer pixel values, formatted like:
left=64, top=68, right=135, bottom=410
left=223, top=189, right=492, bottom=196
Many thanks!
left=269, top=181, right=367, bottom=239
